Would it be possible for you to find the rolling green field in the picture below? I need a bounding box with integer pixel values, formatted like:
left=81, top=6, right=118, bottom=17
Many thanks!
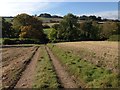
left=4, top=17, right=62, bottom=23
left=38, top=17, right=62, bottom=22
left=4, top=18, right=13, bottom=22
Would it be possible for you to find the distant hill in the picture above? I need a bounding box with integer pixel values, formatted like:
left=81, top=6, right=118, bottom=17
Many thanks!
left=2, top=13, right=120, bottom=23
left=38, top=13, right=63, bottom=19
left=38, top=17, right=62, bottom=23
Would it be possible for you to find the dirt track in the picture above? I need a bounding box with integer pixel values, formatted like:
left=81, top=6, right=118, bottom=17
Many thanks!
left=15, top=47, right=40, bottom=88
left=2, top=45, right=80, bottom=89
left=46, top=46, right=79, bottom=88
left=14, top=46, right=80, bottom=88
left=2, top=46, right=37, bottom=89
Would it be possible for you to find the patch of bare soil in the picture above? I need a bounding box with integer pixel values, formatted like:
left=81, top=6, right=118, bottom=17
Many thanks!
left=2, top=47, right=34, bottom=67
left=14, top=47, right=40, bottom=88
left=2, top=46, right=38, bottom=89
left=45, top=46, right=79, bottom=88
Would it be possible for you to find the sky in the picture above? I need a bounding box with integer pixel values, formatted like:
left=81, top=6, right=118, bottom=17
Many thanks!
left=0, top=0, right=119, bottom=19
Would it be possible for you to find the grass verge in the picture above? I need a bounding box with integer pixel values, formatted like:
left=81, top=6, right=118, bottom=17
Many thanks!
left=33, top=46, right=60, bottom=88
left=47, top=44, right=118, bottom=88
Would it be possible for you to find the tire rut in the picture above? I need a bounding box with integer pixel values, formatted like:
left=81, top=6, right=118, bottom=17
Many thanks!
left=14, top=47, right=40, bottom=89
left=45, top=46, right=79, bottom=88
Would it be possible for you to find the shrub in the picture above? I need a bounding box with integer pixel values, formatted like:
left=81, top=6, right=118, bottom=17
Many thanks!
left=43, top=24, right=50, bottom=29
left=2, top=38, right=41, bottom=45
left=3, top=38, right=18, bottom=45
left=108, top=35, right=120, bottom=41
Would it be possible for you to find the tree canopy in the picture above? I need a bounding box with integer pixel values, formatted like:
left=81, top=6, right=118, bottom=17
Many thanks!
left=49, top=13, right=120, bottom=42
left=13, top=13, right=45, bottom=40
left=2, top=18, right=15, bottom=38
left=12, top=13, right=48, bottom=43
left=2, top=13, right=120, bottom=43
left=49, top=13, right=81, bottom=41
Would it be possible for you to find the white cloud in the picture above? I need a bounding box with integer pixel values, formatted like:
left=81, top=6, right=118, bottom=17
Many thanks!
left=0, top=1, right=118, bottom=18
left=0, top=2, right=49, bottom=16
left=80, top=11, right=118, bottom=20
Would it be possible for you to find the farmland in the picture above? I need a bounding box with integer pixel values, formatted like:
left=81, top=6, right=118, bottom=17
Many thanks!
left=48, top=41, right=119, bottom=88
left=2, top=45, right=38, bottom=89
left=1, top=1, right=120, bottom=89
left=1, top=41, right=119, bottom=89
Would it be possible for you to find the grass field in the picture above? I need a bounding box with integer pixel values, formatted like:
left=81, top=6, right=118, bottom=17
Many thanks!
left=38, top=17, right=62, bottom=22
left=43, top=23, right=59, bottom=27
left=43, top=28, right=52, bottom=35
left=4, top=18, right=13, bottom=22
left=47, top=41, right=119, bottom=88
left=55, top=41, right=119, bottom=72
left=4, top=17, right=62, bottom=24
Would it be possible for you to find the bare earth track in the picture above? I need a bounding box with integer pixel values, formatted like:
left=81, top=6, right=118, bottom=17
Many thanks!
left=2, top=46, right=38, bottom=89
left=14, top=46, right=80, bottom=88
left=2, top=45, right=81, bottom=89
left=14, top=47, right=40, bottom=88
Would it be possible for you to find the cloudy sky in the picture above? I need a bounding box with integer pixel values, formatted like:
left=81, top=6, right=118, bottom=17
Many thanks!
left=0, top=0, right=119, bottom=19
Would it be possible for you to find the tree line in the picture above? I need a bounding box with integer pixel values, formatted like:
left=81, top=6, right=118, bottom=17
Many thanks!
left=49, top=13, right=120, bottom=42
left=2, top=13, right=48, bottom=44
left=2, top=13, right=120, bottom=44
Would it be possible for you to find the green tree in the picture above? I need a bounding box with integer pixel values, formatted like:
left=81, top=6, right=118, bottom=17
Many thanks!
left=80, top=21, right=93, bottom=40
left=13, top=13, right=46, bottom=41
left=80, top=21, right=101, bottom=40
left=100, top=22, right=119, bottom=39
left=57, top=13, right=80, bottom=41
left=48, top=28, right=57, bottom=42
left=2, top=18, right=15, bottom=38
left=113, top=22, right=120, bottom=35
left=52, top=24, right=60, bottom=30
left=91, top=22, right=101, bottom=40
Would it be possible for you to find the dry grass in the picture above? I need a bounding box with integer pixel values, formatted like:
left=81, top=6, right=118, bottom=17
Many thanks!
left=55, top=41, right=118, bottom=72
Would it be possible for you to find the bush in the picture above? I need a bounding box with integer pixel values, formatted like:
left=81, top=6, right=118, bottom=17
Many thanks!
left=108, top=35, right=120, bottom=41
left=3, top=38, right=18, bottom=45
left=3, top=38, right=41, bottom=45
left=43, top=24, right=50, bottom=29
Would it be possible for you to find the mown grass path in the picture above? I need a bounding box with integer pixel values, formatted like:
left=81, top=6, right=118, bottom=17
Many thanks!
left=45, top=46, right=79, bottom=88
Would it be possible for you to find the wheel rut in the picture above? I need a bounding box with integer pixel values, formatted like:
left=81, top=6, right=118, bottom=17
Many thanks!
left=14, top=47, right=40, bottom=89
left=45, top=46, right=79, bottom=88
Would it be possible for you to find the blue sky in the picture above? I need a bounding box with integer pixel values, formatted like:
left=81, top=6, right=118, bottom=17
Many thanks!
left=36, top=2, right=117, bottom=16
left=0, top=1, right=118, bottom=19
